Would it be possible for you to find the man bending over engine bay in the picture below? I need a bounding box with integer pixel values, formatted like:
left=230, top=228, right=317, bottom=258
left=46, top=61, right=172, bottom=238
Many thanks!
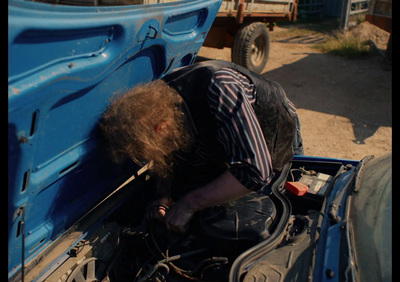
left=100, top=60, right=303, bottom=233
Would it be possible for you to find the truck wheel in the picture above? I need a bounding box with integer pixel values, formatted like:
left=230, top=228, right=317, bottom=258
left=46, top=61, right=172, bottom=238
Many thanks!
left=232, top=22, right=270, bottom=74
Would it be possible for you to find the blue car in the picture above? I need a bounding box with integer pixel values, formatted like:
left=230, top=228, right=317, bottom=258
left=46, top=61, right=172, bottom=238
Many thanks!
left=8, top=1, right=391, bottom=281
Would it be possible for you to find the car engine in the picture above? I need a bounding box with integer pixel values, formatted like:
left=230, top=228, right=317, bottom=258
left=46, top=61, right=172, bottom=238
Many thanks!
left=41, top=159, right=342, bottom=282
left=98, top=190, right=277, bottom=282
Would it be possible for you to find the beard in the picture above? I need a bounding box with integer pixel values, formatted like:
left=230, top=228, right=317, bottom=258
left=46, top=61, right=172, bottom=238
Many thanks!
left=137, top=120, right=191, bottom=180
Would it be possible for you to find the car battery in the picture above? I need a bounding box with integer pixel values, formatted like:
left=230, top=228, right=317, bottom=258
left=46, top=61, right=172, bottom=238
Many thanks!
left=286, top=172, right=333, bottom=197
left=299, top=173, right=333, bottom=197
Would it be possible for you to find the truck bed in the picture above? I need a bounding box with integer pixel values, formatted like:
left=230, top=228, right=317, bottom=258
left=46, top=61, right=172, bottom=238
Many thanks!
left=217, top=0, right=297, bottom=22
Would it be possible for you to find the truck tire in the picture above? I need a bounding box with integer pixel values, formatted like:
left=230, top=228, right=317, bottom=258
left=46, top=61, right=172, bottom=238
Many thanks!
left=231, top=22, right=270, bottom=74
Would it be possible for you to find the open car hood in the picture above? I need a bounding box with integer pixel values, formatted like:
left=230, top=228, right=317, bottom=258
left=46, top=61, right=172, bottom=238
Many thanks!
left=8, top=0, right=222, bottom=279
left=9, top=2, right=391, bottom=282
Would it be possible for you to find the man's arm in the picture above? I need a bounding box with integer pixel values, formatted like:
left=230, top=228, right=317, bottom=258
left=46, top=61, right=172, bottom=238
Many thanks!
left=164, top=68, right=272, bottom=232
left=207, top=68, right=274, bottom=191
left=164, top=170, right=251, bottom=233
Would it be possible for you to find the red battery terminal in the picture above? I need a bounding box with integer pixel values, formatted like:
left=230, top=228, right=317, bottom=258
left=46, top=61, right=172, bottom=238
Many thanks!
left=285, top=181, right=309, bottom=196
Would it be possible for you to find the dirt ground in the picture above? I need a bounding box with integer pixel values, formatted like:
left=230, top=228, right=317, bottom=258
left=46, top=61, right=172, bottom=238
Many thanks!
left=197, top=21, right=392, bottom=161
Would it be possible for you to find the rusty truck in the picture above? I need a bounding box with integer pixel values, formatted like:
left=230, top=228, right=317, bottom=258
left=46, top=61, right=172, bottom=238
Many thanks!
left=203, top=0, right=299, bottom=73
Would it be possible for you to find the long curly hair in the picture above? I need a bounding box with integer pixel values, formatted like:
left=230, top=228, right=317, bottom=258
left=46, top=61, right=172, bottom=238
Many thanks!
left=100, top=80, right=191, bottom=178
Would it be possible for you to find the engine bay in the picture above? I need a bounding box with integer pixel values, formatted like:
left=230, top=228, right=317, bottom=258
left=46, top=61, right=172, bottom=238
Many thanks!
left=105, top=191, right=278, bottom=282
left=41, top=158, right=350, bottom=282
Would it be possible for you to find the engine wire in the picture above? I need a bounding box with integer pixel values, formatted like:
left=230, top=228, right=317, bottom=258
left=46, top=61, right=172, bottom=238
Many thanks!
left=289, top=167, right=316, bottom=181
left=135, top=218, right=224, bottom=281
left=148, top=221, right=198, bottom=280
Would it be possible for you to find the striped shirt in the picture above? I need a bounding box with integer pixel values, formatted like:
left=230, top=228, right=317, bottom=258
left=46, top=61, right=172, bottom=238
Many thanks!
left=206, top=68, right=273, bottom=191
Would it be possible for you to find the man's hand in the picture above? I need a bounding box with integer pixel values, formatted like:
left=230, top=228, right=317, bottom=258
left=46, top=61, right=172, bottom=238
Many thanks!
left=146, top=196, right=194, bottom=233
left=146, top=197, right=174, bottom=221
left=164, top=196, right=196, bottom=233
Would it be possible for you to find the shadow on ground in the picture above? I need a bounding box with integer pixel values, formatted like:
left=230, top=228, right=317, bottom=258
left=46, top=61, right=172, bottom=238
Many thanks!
left=260, top=52, right=391, bottom=144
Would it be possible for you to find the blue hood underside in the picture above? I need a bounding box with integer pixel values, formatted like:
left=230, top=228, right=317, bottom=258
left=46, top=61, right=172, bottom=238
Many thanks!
left=8, top=0, right=223, bottom=277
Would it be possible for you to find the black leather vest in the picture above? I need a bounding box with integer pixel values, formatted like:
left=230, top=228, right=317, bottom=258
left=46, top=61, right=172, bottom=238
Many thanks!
left=162, top=60, right=296, bottom=172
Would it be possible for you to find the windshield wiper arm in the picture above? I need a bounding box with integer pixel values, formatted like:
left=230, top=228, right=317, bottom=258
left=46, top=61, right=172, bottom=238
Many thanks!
left=330, top=156, right=373, bottom=224
left=328, top=166, right=355, bottom=225
left=328, top=189, right=346, bottom=224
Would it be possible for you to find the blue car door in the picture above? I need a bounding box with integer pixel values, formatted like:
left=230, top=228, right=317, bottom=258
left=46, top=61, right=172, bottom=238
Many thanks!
left=8, top=0, right=222, bottom=280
